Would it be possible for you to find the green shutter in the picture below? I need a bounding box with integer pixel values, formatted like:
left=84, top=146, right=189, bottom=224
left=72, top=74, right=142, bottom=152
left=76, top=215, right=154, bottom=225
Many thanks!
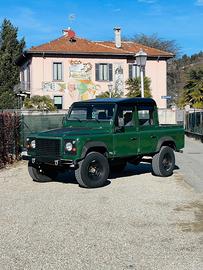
left=129, top=64, right=132, bottom=79
left=108, top=64, right=113, bottom=81
left=95, top=63, right=100, bottom=81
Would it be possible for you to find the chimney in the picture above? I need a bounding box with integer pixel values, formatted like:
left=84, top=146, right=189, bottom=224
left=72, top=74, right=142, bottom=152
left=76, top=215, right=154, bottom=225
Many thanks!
left=114, top=27, right=121, bottom=48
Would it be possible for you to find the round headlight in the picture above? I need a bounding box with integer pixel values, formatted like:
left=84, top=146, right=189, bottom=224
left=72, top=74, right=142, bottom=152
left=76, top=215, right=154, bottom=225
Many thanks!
left=31, top=140, right=36, bottom=149
left=65, top=142, right=73, bottom=151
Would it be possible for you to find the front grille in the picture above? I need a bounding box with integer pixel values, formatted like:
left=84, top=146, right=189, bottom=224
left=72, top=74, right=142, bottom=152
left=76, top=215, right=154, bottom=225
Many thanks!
left=36, top=139, right=61, bottom=157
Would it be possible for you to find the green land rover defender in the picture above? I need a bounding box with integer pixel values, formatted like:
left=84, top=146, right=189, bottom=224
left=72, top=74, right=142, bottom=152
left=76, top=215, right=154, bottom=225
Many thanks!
left=24, top=98, right=184, bottom=188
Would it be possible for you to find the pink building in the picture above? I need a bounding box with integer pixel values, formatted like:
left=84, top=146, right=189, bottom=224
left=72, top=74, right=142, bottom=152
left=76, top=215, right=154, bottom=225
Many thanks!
left=16, top=28, right=173, bottom=109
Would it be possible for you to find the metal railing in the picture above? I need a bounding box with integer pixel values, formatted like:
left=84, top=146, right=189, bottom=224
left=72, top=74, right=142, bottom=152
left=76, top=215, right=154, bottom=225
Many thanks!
left=185, top=110, right=203, bottom=135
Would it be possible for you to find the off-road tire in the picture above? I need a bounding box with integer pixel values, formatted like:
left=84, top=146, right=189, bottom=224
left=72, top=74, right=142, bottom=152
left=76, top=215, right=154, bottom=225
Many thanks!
left=152, top=146, right=175, bottom=177
left=75, top=152, right=109, bottom=188
left=28, top=162, right=57, bottom=182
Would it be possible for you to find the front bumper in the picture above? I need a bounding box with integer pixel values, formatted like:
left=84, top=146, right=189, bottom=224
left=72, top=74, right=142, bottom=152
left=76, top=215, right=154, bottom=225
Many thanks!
left=22, top=154, right=78, bottom=169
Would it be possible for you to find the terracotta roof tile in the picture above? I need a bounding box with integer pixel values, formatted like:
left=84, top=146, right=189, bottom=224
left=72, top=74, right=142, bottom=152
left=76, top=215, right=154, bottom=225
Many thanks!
left=29, top=35, right=130, bottom=55
left=29, top=34, right=173, bottom=58
left=96, top=41, right=173, bottom=57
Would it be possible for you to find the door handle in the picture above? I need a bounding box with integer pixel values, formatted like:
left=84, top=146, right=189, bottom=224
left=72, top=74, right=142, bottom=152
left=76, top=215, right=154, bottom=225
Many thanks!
left=150, top=135, right=156, bottom=139
left=131, top=137, right=137, bottom=141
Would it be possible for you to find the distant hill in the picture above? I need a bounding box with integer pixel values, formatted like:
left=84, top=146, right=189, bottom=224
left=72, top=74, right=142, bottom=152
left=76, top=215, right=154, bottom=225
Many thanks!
left=167, top=51, right=203, bottom=106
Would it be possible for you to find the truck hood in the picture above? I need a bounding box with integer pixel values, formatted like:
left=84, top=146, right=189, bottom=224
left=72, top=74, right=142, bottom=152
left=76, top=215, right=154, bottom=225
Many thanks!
left=36, top=127, right=110, bottom=138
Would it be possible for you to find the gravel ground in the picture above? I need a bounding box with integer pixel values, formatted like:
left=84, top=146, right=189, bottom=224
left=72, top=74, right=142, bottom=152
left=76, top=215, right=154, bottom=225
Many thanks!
left=0, top=161, right=203, bottom=270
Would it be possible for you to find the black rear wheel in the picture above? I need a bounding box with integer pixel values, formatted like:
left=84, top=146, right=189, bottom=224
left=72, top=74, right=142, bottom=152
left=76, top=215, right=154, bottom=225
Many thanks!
left=152, top=146, right=175, bottom=177
left=75, top=152, right=109, bottom=188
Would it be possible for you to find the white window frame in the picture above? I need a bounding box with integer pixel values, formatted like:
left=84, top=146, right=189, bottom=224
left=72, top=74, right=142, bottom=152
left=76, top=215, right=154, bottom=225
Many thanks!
left=53, top=62, right=63, bottom=81
left=95, top=63, right=113, bottom=81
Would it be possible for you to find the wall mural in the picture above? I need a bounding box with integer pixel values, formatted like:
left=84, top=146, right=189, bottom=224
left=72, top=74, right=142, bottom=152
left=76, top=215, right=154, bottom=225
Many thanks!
left=69, top=60, right=92, bottom=80
left=67, top=79, right=100, bottom=101
left=68, top=60, right=100, bottom=100
left=42, top=60, right=101, bottom=103
left=114, top=64, right=124, bottom=96
left=42, top=82, right=66, bottom=92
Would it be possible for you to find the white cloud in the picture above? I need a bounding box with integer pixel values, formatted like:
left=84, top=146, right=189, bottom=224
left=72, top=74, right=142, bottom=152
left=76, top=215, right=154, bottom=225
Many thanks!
left=196, top=0, right=203, bottom=6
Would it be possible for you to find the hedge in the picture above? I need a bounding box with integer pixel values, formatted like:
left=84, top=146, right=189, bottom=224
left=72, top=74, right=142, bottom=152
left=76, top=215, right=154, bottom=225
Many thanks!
left=0, top=112, right=21, bottom=168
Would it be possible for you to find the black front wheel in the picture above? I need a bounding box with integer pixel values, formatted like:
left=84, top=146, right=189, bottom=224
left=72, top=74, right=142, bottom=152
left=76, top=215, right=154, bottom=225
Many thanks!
left=28, top=162, right=58, bottom=182
left=75, top=152, right=109, bottom=188
left=152, top=146, right=175, bottom=177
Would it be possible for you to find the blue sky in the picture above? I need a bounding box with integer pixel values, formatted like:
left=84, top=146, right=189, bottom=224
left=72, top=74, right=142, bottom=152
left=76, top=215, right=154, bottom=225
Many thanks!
left=0, top=0, right=203, bottom=56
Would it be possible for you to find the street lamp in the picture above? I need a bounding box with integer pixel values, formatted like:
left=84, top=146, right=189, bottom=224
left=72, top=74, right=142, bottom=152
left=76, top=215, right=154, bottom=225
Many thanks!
left=108, top=83, right=113, bottom=98
left=135, top=49, right=147, bottom=98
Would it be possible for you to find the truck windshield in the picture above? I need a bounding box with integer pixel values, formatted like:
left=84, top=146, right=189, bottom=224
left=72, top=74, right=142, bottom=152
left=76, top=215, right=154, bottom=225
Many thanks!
left=68, top=104, right=115, bottom=121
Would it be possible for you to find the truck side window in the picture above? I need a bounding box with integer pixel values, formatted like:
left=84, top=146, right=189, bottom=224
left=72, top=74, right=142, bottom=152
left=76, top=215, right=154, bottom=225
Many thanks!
left=117, top=107, right=134, bottom=127
left=138, top=107, right=154, bottom=126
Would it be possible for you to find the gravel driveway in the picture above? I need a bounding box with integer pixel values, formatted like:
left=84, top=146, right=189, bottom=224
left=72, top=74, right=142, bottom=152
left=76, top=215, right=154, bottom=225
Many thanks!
left=0, top=160, right=202, bottom=270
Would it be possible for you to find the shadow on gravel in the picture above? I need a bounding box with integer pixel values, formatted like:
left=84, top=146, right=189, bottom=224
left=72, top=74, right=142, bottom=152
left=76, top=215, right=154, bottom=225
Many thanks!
left=42, top=162, right=180, bottom=186
left=109, top=163, right=152, bottom=179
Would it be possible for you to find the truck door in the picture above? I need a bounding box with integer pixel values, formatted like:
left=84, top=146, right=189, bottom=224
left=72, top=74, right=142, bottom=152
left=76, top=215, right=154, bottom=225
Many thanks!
left=137, top=105, right=158, bottom=154
left=113, top=105, right=139, bottom=157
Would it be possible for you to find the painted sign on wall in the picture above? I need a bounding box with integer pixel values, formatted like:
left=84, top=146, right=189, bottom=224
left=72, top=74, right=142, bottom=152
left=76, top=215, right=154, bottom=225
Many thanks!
left=69, top=60, right=92, bottom=80
left=42, top=82, right=66, bottom=92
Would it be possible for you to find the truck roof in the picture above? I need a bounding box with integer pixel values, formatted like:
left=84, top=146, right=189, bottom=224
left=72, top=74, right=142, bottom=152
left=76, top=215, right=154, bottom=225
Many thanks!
left=73, top=98, right=156, bottom=106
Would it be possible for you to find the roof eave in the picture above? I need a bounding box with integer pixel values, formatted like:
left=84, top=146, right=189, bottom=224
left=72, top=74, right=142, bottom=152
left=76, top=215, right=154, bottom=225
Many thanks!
left=27, top=50, right=173, bottom=59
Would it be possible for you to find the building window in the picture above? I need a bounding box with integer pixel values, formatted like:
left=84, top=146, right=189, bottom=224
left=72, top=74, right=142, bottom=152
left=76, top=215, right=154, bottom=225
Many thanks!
left=26, top=65, right=31, bottom=91
left=53, top=62, right=63, bottom=81
left=129, top=64, right=145, bottom=79
left=95, top=63, right=113, bottom=81
left=20, top=64, right=31, bottom=91
left=54, top=96, right=63, bottom=110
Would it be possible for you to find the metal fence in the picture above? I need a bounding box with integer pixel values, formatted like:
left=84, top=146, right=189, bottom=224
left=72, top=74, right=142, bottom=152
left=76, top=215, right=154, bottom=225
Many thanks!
left=185, top=110, right=203, bottom=135
left=2, top=108, right=202, bottom=153
left=20, top=111, right=66, bottom=146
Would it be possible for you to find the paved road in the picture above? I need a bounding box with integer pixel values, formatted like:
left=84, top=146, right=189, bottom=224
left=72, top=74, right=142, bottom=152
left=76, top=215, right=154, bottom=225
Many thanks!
left=176, top=136, right=203, bottom=192
left=0, top=158, right=202, bottom=270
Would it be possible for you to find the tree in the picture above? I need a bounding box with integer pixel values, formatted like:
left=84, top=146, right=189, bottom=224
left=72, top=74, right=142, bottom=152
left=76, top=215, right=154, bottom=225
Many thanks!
left=179, top=69, right=203, bottom=109
left=124, top=33, right=181, bottom=107
left=124, top=33, right=180, bottom=56
left=96, top=89, right=122, bottom=98
left=23, top=95, right=56, bottom=111
left=125, top=77, right=152, bottom=98
left=0, top=19, right=25, bottom=109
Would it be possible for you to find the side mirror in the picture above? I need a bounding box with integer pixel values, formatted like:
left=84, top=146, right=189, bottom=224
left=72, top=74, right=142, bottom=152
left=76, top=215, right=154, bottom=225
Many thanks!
left=115, top=126, right=125, bottom=133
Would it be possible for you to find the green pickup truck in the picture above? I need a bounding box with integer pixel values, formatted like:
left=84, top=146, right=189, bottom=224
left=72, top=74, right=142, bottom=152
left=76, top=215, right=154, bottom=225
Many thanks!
left=24, top=98, right=184, bottom=188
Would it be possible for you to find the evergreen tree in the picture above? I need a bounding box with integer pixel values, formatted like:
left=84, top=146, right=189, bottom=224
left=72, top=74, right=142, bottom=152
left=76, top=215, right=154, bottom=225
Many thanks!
left=0, top=19, right=25, bottom=109
left=125, top=77, right=152, bottom=98
left=179, top=69, right=203, bottom=109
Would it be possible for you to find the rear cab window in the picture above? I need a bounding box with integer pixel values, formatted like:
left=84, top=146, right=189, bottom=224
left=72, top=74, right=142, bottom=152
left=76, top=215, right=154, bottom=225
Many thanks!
left=115, top=105, right=135, bottom=128
left=137, top=105, right=155, bottom=126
